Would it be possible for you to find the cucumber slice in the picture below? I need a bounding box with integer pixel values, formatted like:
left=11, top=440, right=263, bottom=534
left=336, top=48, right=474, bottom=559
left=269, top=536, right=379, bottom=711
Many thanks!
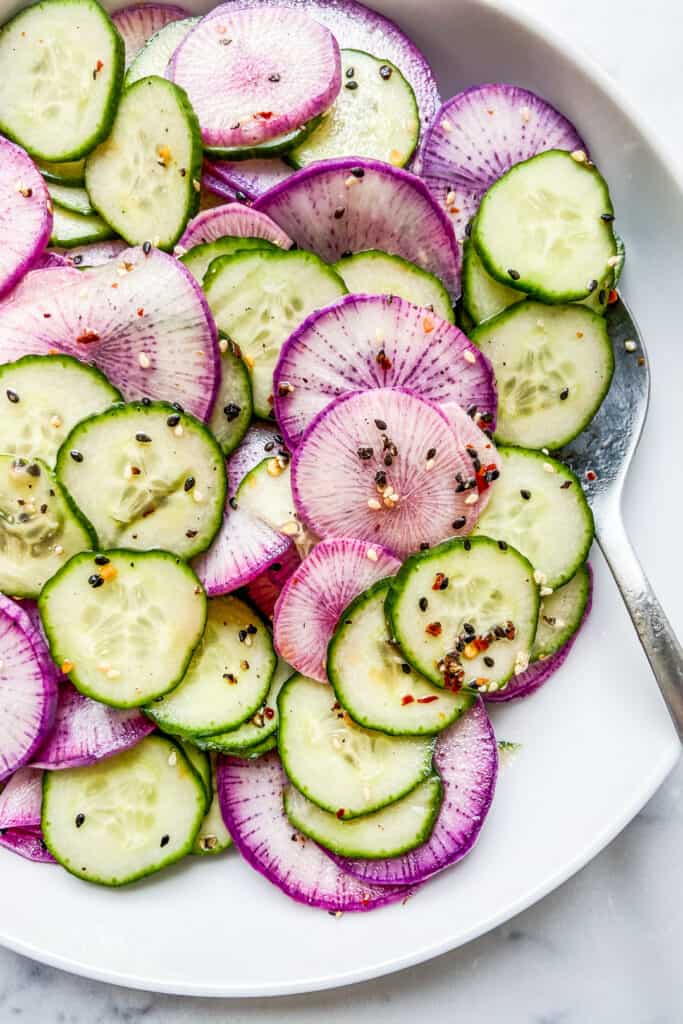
left=333, top=250, right=454, bottom=323
left=38, top=549, right=207, bottom=708
left=533, top=563, right=590, bottom=661
left=278, top=673, right=434, bottom=819
left=50, top=206, right=115, bottom=248
left=193, top=658, right=292, bottom=753
left=328, top=580, right=474, bottom=735
left=42, top=734, right=206, bottom=886
left=125, top=17, right=199, bottom=87
left=235, top=458, right=298, bottom=537
left=0, top=454, right=95, bottom=598
left=180, top=236, right=277, bottom=283
left=473, top=447, right=594, bottom=588
left=225, top=735, right=277, bottom=758
left=56, top=401, right=226, bottom=559
left=178, top=739, right=211, bottom=805
left=145, top=595, right=275, bottom=737
left=473, top=150, right=618, bottom=303
left=204, top=249, right=347, bottom=417
left=205, top=118, right=324, bottom=162
left=284, top=773, right=442, bottom=859
left=193, top=758, right=232, bottom=855
left=0, top=0, right=124, bottom=162
left=472, top=301, right=614, bottom=450
left=207, top=343, right=253, bottom=457
left=86, top=76, right=202, bottom=251
left=0, top=355, right=121, bottom=468
left=38, top=159, right=86, bottom=186
left=386, top=536, right=539, bottom=694
left=47, top=184, right=95, bottom=217
left=289, top=50, right=419, bottom=169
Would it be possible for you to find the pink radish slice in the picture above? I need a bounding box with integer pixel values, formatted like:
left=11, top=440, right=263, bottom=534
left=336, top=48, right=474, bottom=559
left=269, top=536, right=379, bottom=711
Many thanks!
left=254, top=158, right=460, bottom=297
left=274, top=294, right=496, bottom=448
left=419, top=84, right=585, bottom=244
left=485, top=566, right=593, bottom=703
left=273, top=538, right=400, bottom=683
left=439, top=400, right=501, bottom=525
left=290, top=388, right=482, bottom=559
left=0, top=595, right=58, bottom=782
left=0, top=137, right=53, bottom=299
left=217, top=752, right=412, bottom=911
left=0, top=828, right=55, bottom=864
left=178, top=202, right=292, bottom=251
left=328, top=700, right=497, bottom=886
left=37, top=252, right=70, bottom=269
left=201, top=169, right=241, bottom=204
left=206, top=157, right=293, bottom=201
left=246, top=546, right=301, bottom=620
left=50, top=239, right=128, bottom=267
left=31, top=683, right=155, bottom=770
left=169, top=5, right=341, bottom=150
left=0, top=767, right=43, bottom=829
left=112, top=3, right=190, bottom=65
left=0, top=246, right=219, bottom=420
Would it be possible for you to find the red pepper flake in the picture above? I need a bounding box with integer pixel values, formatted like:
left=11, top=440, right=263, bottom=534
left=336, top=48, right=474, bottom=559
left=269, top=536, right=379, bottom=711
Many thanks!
left=585, top=469, right=597, bottom=481
left=474, top=636, right=490, bottom=652
left=376, top=349, right=392, bottom=370
left=422, top=315, right=435, bottom=333
left=76, top=329, right=100, bottom=345
left=417, top=695, right=438, bottom=704
left=426, top=621, right=442, bottom=637
left=607, top=289, right=618, bottom=305
left=336, top=808, right=346, bottom=820
left=257, top=111, right=273, bottom=120
left=401, top=694, right=415, bottom=705
left=264, top=707, right=275, bottom=720
left=137, top=307, right=144, bottom=317
left=431, top=572, right=447, bottom=591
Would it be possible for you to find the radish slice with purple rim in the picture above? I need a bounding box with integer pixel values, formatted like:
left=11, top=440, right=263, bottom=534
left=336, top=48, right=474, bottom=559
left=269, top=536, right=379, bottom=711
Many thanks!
left=205, top=157, right=293, bottom=202
left=327, top=700, right=496, bottom=886
left=419, top=84, right=586, bottom=244
left=0, top=595, right=58, bottom=782
left=247, top=546, right=301, bottom=620
left=273, top=538, right=400, bottom=682
left=112, top=3, right=190, bottom=66
left=201, top=169, right=241, bottom=204
left=169, top=5, right=341, bottom=151
left=0, top=828, right=55, bottom=864
left=37, top=252, right=70, bottom=269
left=254, top=158, right=461, bottom=296
left=50, top=239, right=128, bottom=268
left=0, top=766, right=43, bottom=830
left=178, top=202, right=292, bottom=252
left=216, top=751, right=412, bottom=911
left=290, top=388, right=485, bottom=559
left=438, top=400, right=501, bottom=523
left=274, top=294, right=496, bottom=448
left=0, top=246, right=219, bottom=420
left=0, top=137, right=53, bottom=299
left=31, top=683, right=155, bottom=770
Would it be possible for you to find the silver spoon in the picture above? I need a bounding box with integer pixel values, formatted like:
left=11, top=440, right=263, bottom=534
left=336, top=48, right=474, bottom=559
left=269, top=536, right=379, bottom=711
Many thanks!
left=558, top=297, right=683, bottom=736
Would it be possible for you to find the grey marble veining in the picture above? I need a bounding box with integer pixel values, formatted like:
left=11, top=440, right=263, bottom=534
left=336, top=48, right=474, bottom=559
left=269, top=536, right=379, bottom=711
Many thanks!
left=1, top=0, right=682, bottom=1019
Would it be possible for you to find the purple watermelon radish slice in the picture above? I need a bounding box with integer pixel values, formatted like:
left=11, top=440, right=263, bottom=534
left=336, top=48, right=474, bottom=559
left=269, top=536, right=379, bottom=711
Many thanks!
left=274, top=294, right=497, bottom=448
left=0, top=595, right=58, bottom=782
left=37, top=253, right=70, bottom=269
left=178, top=202, right=292, bottom=251
left=31, top=683, right=155, bottom=770
left=50, top=239, right=128, bottom=267
left=419, top=84, right=586, bottom=244
left=0, top=828, right=55, bottom=864
left=290, top=388, right=485, bottom=559
left=327, top=700, right=497, bottom=885
left=205, top=157, right=293, bottom=202
left=246, top=546, right=301, bottom=620
left=254, top=158, right=460, bottom=296
left=169, top=5, right=341, bottom=151
left=0, top=246, right=219, bottom=420
left=112, top=2, right=190, bottom=66
left=0, top=137, right=53, bottom=299
left=201, top=168, right=242, bottom=205
left=273, top=538, right=400, bottom=682
left=217, top=751, right=412, bottom=911
left=439, top=400, right=501, bottom=524
left=0, top=766, right=43, bottom=830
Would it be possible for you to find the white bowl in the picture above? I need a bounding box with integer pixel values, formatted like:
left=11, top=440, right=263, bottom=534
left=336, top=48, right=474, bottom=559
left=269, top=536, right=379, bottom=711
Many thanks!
left=0, top=0, right=680, bottom=997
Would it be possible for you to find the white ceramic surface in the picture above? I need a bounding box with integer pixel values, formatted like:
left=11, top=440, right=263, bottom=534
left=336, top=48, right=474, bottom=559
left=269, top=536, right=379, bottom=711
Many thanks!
left=0, top=0, right=681, bottom=998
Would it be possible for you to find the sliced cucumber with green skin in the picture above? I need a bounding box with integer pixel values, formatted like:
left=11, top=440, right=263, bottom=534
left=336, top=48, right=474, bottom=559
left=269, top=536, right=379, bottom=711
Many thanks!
left=386, top=536, right=539, bottom=695
left=284, top=773, right=442, bottom=859
left=178, top=740, right=211, bottom=807
left=42, top=734, right=206, bottom=886
left=205, top=116, right=323, bottom=162
left=50, top=206, right=115, bottom=248
left=235, top=458, right=298, bottom=537
left=471, top=301, right=614, bottom=450
left=472, top=447, right=594, bottom=589
left=38, top=158, right=86, bottom=186
left=203, top=250, right=347, bottom=418
left=0, top=454, right=95, bottom=598
left=0, top=355, right=121, bottom=468
left=473, top=150, right=618, bottom=303
left=328, top=580, right=474, bottom=736
left=145, top=595, right=275, bottom=737
left=125, top=17, right=199, bottom=88
left=86, top=76, right=203, bottom=251
left=533, top=563, right=590, bottom=661
left=208, top=343, right=253, bottom=458
left=333, top=250, right=454, bottom=323
left=180, top=236, right=277, bottom=283
left=56, top=401, right=226, bottom=559
left=194, top=658, right=292, bottom=753
left=225, top=735, right=277, bottom=758
left=288, top=50, right=419, bottom=170
left=193, top=758, right=232, bottom=855
left=47, top=183, right=95, bottom=217
left=38, top=549, right=207, bottom=708
left=278, top=673, right=435, bottom=819
left=0, top=0, right=124, bottom=162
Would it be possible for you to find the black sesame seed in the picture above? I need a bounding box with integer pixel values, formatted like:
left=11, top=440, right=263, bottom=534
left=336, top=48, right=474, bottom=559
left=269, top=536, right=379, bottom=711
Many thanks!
left=224, top=403, right=241, bottom=421
left=229, top=497, right=238, bottom=510
left=160, top=835, right=170, bottom=847
left=18, top=512, right=29, bottom=523
left=40, top=503, right=47, bottom=514
left=186, top=529, right=197, bottom=538
left=374, top=470, right=387, bottom=487
left=507, top=268, right=521, bottom=281
left=466, top=446, right=478, bottom=460
left=455, top=483, right=466, bottom=493
left=94, top=555, right=110, bottom=565
left=143, top=241, right=152, bottom=254
left=598, top=290, right=606, bottom=305
left=480, top=412, right=493, bottom=424
left=268, top=72, right=281, bottom=82
left=166, top=414, right=181, bottom=427
left=484, top=656, right=495, bottom=668
left=486, top=469, right=500, bottom=482
left=235, top=190, right=248, bottom=202
left=401, top=663, right=411, bottom=674
left=345, top=80, right=358, bottom=90
left=601, top=213, right=615, bottom=222
left=559, top=388, right=569, bottom=401
left=135, top=433, right=152, bottom=443
left=345, top=66, right=355, bottom=78
left=141, top=397, right=151, bottom=407
left=70, top=450, right=84, bottom=463
left=379, top=64, right=392, bottom=79
left=464, top=219, right=473, bottom=238
left=419, top=542, right=430, bottom=551
left=494, top=625, right=505, bottom=638
left=426, top=447, right=437, bottom=460
left=498, top=540, right=508, bottom=551
left=271, top=563, right=282, bottom=572
left=374, top=418, right=387, bottom=430
left=88, top=573, right=104, bottom=588
left=466, top=405, right=478, bottom=418
left=560, top=480, right=573, bottom=490
left=464, top=539, right=471, bottom=551
left=27, top=463, right=40, bottom=477
left=455, top=472, right=463, bottom=483
left=452, top=516, right=466, bottom=529
left=439, top=576, right=449, bottom=590
left=472, top=458, right=481, bottom=472
left=6, top=389, right=19, bottom=403
left=350, top=167, right=365, bottom=178
left=419, top=597, right=428, bottom=612
left=340, top=250, right=352, bottom=258
left=463, top=623, right=475, bottom=634
left=72, top=254, right=83, bottom=265
left=357, top=446, right=373, bottom=460
left=172, top=402, right=184, bottom=413
left=247, top=624, right=257, bottom=634
left=587, top=279, right=598, bottom=293
left=334, top=206, right=345, bottom=219
left=520, top=489, right=531, bottom=500
left=384, top=454, right=393, bottom=467
left=238, top=629, right=247, bottom=642
left=75, top=813, right=85, bottom=828
left=184, top=477, right=195, bottom=492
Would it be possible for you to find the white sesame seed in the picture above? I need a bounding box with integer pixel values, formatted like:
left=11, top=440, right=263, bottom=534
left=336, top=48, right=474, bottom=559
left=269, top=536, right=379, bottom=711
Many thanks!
left=440, top=119, right=452, bottom=133
left=367, top=498, right=382, bottom=510
left=54, top=544, right=64, bottom=555
left=168, top=750, right=177, bottom=766
left=192, top=489, right=204, bottom=503
left=245, top=635, right=253, bottom=648
left=520, top=105, right=531, bottom=122
left=195, top=350, right=205, bottom=358
left=389, top=492, right=400, bottom=502
left=124, top=464, right=134, bottom=480
left=607, top=255, right=619, bottom=268
left=536, top=319, right=545, bottom=329
left=152, top=236, right=161, bottom=248
left=374, top=328, right=384, bottom=345
left=624, top=339, right=637, bottom=352
left=464, top=492, right=479, bottom=505
left=97, top=662, right=110, bottom=673
left=192, top=179, right=201, bottom=193
left=366, top=548, right=379, bottom=562
left=281, top=520, right=300, bottom=536
left=514, top=652, right=529, bottom=675
left=331, top=736, right=342, bottom=750
left=542, top=462, right=555, bottom=474
left=541, top=447, right=550, bottom=455
left=555, top=618, right=566, bottom=629
left=49, top=415, right=62, bottom=429
left=488, top=681, right=499, bottom=692
left=425, top=458, right=436, bottom=470
left=266, top=458, right=283, bottom=477
left=570, top=149, right=587, bottom=163
left=138, top=351, right=151, bottom=369
left=174, top=424, right=184, bottom=437
left=533, top=569, right=547, bottom=585
left=219, top=338, right=229, bottom=354
left=173, top=244, right=187, bottom=258
left=107, top=668, right=121, bottom=680
left=345, top=174, right=360, bottom=188
left=446, top=190, right=456, bottom=205
left=540, top=586, right=554, bottom=597
left=463, top=349, right=477, bottom=365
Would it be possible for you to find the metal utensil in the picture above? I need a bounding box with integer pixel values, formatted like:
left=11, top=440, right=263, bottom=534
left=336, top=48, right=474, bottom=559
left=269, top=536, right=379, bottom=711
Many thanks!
left=558, top=297, right=683, bottom=736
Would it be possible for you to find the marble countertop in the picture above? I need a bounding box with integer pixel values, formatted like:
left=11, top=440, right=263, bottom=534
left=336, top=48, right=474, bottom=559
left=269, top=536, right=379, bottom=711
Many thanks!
left=1, top=0, right=682, bottom=1019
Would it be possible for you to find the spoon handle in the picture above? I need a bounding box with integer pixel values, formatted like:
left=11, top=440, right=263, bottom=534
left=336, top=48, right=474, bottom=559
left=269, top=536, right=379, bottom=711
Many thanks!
left=596, top=511, right=683, bottom=737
